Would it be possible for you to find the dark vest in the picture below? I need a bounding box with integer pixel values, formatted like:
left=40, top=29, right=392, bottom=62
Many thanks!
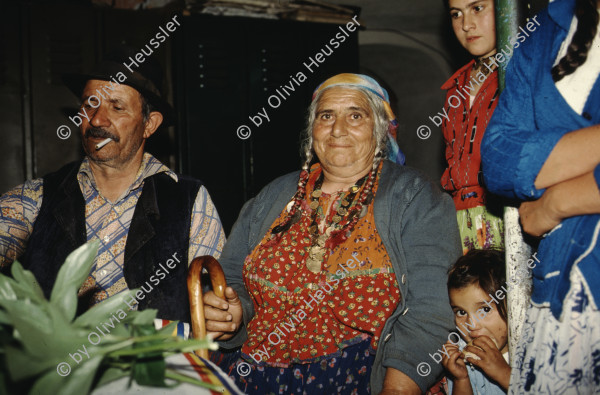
left=20, top=161, right=202, bottom=323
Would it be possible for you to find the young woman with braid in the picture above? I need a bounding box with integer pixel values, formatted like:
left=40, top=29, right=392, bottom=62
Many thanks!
left=441, top=0, right=504, bottom=253
left=202, top=74, right=462, bottom=394
left=481, top=0, right=600, bottom=391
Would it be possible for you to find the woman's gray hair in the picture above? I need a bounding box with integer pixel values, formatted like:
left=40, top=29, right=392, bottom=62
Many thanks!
left=300, top=86, right=390, bottom=170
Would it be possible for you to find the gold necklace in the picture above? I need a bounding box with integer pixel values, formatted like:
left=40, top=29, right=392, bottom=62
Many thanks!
left=305, top=172, right=366, bottom=273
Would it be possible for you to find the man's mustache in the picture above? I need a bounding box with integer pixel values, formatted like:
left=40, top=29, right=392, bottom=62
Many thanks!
left=85, top=128, right=120, bottom=142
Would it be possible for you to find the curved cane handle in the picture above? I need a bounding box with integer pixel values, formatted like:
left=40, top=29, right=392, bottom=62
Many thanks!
left=187, top=255, right=227, bottom=359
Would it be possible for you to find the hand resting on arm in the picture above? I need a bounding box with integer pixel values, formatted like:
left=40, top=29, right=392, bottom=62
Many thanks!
left=521, top=170, right=600, bottom=236
left=520, top=123, right=600, bottom=236
left=534, top=124, right=600, bottom=190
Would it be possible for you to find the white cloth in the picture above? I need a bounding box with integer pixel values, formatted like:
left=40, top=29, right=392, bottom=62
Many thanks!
left=92, top=353, right=244, bottom=395
left=554, top=11, right=600, bottom=114
left=509, top=269, right=600, bottom=394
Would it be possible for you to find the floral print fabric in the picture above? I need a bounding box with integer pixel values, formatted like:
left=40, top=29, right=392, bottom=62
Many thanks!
left=509, top=269, right=600, bottom=394
left=219, top=337, right=374, bottom=395
left=456, top=205, right=504, bottom=254
left=240, top=162, right=400, bottom=367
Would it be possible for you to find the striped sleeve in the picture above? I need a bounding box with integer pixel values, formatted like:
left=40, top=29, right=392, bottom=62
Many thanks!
left=0, top=179, right=44, bottom=268
left=188, top=185, right=226, bottom=264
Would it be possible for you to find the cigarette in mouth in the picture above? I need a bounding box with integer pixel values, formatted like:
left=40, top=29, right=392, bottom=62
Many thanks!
left=95, top=138, right=113, bottom=150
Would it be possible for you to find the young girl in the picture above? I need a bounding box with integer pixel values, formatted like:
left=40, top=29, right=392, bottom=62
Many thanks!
left=442, top=249, right=511, bottom=394
left=481, top=0, right=600, bottom=392
left=441, top=0, right=504, bottom=252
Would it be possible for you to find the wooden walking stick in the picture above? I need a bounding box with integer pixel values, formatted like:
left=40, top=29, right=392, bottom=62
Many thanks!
left=187, top=255, right=227, bottom=359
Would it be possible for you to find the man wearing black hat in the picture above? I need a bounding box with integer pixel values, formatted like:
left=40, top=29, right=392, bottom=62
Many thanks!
left=0, top=47, right=225, bottom=324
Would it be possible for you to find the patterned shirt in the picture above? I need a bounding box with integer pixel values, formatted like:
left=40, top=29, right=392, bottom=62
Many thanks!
left=440, top=60, right=499, bottom=211
left=0, top=153, right=225, bottom=305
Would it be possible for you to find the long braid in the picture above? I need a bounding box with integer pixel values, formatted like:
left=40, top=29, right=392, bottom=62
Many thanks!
left=302, top=139, right=313, bottom=172
left=552, top=0, right=599, bottom=82
left=373, top=150, right=384, bottom=170
left=271, top=157, right=312, bottom=234
left=272, top=167, right=309, bottom=235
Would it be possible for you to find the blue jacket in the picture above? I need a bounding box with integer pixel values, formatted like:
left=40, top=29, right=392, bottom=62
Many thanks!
left=481, top=0, right=600, bottom=319
left=217, top=160, right=462, bottom=393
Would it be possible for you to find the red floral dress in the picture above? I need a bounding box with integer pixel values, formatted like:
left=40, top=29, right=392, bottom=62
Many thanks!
left=240, top=162, right=401, bottom=367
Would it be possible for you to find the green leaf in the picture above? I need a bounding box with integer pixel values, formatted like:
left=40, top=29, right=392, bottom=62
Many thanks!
left=130, top=308, right=157, bottom=326
left=98, top=319, right=131, bottom=338
left=95, top=366, right=129, bottom=388
left=10, top=260, right=45, bottom=303
left=129, top=323, right=166, bottom=387
left=0, top=360, right=29, bottom=395
left=38, top=303, right=93, bottom=357
left=50, top=241, right=99, bottom=322
left=0, top=367, right=9, bottom=395
left=29, top=355, right=103, bottom=395
left=2, top=299, right=89, bottom=363
left=132, top=354, right=166, bottom=387
left=165, top=369, right=225, bottom=392
left=0, top=309, right=10, bottom=325
left=0, top=273, right=17, bottom=301
left=72, top=289, right=138, bottom=328
left=1, top=299, right=52, bottom=356
left=0, top=240, right=220, bottom=394
left=5, top=344, right=58, bottom=381
left=57, top=356, right=104, bottom=395
left=106, top=338, right=217, bottom=358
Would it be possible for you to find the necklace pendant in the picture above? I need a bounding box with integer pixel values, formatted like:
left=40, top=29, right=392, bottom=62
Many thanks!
left=306, top=258, right=322, bottom=273
left=316, top=235, right=327, bottom=247
left=350, top=185, right=359, bottom=193
left=332, top=215, right=342, bottom=223
left=307, top=245, right=326, bottom=273
left=359, top=205, right=368, bottom=218
left=312, top=189, right=322, bottom=198
left=337, top=207, right=348, bottom=216
left=309, top=245, right=325, bottom=258
left=310, top=200, right=319, bottom=210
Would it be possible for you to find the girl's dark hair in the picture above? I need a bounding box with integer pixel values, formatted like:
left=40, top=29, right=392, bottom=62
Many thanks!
left=448, top=249, right=507, bottom=322
left=552, top=0, right=599, bottom=82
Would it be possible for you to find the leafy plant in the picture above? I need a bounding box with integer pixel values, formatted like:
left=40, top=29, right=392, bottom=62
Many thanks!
left=0, top=241, right=222, bottom=394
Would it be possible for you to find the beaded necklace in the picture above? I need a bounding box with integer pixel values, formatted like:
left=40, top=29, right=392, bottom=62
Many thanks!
left=270, top=161, right=380, bottom=273
left=305, top=168, right=375, bottom=273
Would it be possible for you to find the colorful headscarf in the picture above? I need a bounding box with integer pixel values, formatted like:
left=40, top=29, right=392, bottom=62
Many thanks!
left=312, top=73, right=405, bottom=165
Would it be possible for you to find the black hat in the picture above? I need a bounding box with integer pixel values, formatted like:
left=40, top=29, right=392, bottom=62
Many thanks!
left=63, top=46, right=175, bottom=127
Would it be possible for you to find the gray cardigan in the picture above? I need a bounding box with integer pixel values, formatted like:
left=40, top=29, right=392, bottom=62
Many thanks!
left=218, top=160, right=461, bottom=393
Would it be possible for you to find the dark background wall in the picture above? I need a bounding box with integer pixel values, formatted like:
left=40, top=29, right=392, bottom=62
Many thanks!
left=0, top=0, right=546, bottom=233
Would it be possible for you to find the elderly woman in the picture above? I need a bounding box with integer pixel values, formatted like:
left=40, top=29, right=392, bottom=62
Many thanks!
left=204, top=74, right=461, bottom=394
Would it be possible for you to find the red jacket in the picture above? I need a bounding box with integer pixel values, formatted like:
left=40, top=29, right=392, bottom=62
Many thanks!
left=440, top=59, right=499, bottom=210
